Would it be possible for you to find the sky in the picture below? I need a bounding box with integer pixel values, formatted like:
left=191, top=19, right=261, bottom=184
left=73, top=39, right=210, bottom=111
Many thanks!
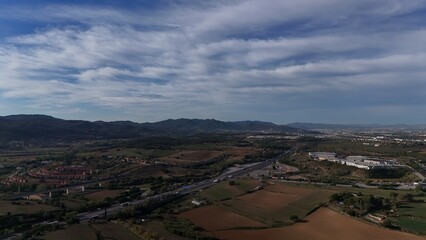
left=1, top=0, right=426, bottom=124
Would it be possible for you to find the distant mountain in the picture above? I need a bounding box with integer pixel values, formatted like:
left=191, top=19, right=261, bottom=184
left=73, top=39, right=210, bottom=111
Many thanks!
left=144, top=119, right=305, bottom=133
left=287, top=122, right=426, bottom=130
left=0, top=115, right=311, bottom=142
left=0, top=115, right=150, bottom=141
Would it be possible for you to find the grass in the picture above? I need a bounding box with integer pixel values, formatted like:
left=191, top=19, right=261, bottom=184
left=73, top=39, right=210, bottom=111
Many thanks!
left=0, top=200, right=58, bottom=215
left=312, top=184, right=414, bottom=198
left=43, top=223, right=140, bottom=240
left=79, top=147, right=179, bottom=160
left=198, top=179, right=259, bottom=202
left=220, top=188, right=334, bottom=225
left=199, top=183, right=238, bottom=201
left=84, top=190, right=122, bottom=201
left=93, top=222, right=140, bottom=240
left=43, top=224, right=97, bottom=240
left=196, top=182, right=335, bottom=226
left=396, top=195, right=426, bottom=235
left=139, top=220, right=189, bottom=240
left=397, top=216, right=426, bottom=235
left=399, top=201, right=426, bottom=218
left=320, top=183, right=426, bottom=236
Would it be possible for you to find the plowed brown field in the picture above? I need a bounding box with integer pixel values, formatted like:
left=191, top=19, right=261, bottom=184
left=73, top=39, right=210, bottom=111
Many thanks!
left=235, top=190, right=300, bottom=209
left=214, top=208, right=425, bottom=240
left=264, top=183, right=316, bottom=195
left=181, top=205, right=266, bottom=231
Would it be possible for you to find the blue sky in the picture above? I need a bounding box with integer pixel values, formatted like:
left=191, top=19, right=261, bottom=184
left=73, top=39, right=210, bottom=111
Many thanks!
left=1, top=0, right=426, bottom=124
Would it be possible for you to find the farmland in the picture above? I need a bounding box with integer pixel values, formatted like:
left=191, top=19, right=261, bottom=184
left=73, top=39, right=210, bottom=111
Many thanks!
left=184, top=181, right=426, bottom=239
left=182, top=205, right=266, bottom=231
left=92, top=222, right=140, bottom=240
left=43, top=225, right=97, bottom=240
left=220, top=183, right=334, bottom=225
left=84, top=189, right=122, bottom=201
left=0, top=200, right=58, bottom=215
left=214, top=207, right=425, bottom=240
left=198, top=178, right=260, bottom=201
left=396, top=195, right=426, bottom=235
left=43, top=223, right=139, bottom=240
left=1, top=129, right=426, bottom=239
left=186, top=181, right=335, bottom=227
left=159, top=150, right=223, bottom=164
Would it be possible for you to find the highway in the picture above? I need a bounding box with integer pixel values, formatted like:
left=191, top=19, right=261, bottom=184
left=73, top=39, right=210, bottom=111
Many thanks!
left=77, top=158, right=275, bottom=221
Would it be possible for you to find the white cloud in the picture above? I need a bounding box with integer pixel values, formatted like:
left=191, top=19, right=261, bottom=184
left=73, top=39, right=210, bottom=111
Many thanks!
left=0, top=0, right=426, bottom=122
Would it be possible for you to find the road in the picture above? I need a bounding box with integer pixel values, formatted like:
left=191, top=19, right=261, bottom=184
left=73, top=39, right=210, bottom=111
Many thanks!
left=77, top=157, right=276, bottom=222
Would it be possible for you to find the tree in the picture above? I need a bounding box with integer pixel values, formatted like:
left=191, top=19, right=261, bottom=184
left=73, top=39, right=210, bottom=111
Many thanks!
left=289, top=215, right=299, bottom=222
left=228, top=180, right=235, bottom=186
left=64, top=211, right=79, bottom=224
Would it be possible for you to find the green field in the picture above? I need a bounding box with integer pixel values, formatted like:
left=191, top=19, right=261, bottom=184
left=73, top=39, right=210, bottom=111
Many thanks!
left=397, top=216, right=426, bottom=235
left=196, top=181, right=336, bottom=226
left=220, top=187, right=334, bottom=226
left=43, top=225, right=97, bottom=240
left=137, top=221, right=188, bottom=240
left=397, top=195, right=426, bottom=235
left=198, top=179, right=260, bottom=201
left=43, top=223, right=139, bottom=240
left=0, top=200, right=58, bottom=215
left=93, top=222, right=140, bottom=240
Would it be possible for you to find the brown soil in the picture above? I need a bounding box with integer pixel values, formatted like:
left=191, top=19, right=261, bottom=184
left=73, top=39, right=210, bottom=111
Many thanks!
left=85, top=190, right=121, bottom=201
left=181, top=205, right=266, bottom=231
left=235, top=190, right=300, bottom=210
left=263, top=183, right=316, bottom=195
left=214, top=208, right=425, bottom=240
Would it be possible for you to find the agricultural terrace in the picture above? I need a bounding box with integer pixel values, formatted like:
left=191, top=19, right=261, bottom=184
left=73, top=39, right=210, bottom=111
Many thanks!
left=214, top=208, right=425, bottom=240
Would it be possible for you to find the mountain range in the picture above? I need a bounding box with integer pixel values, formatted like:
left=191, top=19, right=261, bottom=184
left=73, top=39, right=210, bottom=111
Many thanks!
left=287, top=122, right=426, bottom=130
left=0, top=115, right=309, bottom=141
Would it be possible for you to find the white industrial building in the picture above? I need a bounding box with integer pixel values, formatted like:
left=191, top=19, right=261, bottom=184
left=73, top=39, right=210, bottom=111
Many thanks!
left=309, top=152, right=399, bottom=170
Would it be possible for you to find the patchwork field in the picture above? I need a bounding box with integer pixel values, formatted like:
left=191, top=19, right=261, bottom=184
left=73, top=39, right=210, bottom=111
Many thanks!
left=93, top=222, right=140, bottom=240
left=223, top=147, right=261, bottom=161
left=220, top=183, right=334, bottom=225
left=181, top=205, right=267, bottom=231
left=397, top=196, right=426, bottom=235
left=160, top=150, right=223, bottom=163
left=159, top=147, right=260, bottom=164
left=43, top=224, right=97, bottom=240
left=138, top=221, right=188, bottom=240
left=187, top=182, right=335, bottom=228
left=0, top=200, right=58, bottom=215
left=43, top=223, right=139, bottom=240
left=85, top=190, right=122, bottom=201
left=198, top=179, right=261, bottom=201
left=214, top=208, right=425, bottom=240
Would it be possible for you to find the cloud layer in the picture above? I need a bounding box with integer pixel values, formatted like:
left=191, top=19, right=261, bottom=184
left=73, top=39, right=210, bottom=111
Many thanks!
left=0, top=0, right=426, bottom=123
